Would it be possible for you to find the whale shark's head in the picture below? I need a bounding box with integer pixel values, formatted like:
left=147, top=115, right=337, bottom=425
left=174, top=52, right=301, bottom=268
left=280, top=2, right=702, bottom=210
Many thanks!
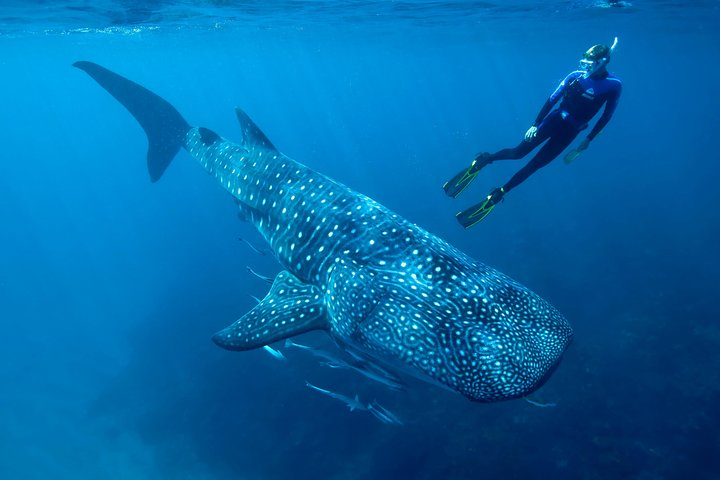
left=330, top=264, right=573, bottom=402
left=325, top=251, right=573, bottom=402
left=446, top=280, right=573, bottom=402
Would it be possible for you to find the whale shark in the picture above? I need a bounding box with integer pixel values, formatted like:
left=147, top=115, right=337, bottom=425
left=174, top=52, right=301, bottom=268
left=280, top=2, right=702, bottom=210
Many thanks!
left=74, top=61, right=572, bottom=402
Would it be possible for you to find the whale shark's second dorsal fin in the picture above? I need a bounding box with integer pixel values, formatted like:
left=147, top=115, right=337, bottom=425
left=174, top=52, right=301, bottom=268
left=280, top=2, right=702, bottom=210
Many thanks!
left=235, top=107, right=277, bottom=152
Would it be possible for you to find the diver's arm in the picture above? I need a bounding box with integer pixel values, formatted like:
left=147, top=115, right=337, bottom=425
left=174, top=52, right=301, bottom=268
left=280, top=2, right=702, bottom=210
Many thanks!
left=532, top=97, right=556, bottom=128
left=532, top=72, right=579, bottom=127
left=585, top=82, right=622, bottom=142
left=526, top=72, right=579, bottom=140
left=526, top=96, right=558, bottom=140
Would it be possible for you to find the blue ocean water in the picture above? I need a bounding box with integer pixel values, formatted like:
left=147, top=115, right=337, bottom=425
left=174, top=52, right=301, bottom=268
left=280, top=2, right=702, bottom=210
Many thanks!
left=1, top=1, right=719, bottom=479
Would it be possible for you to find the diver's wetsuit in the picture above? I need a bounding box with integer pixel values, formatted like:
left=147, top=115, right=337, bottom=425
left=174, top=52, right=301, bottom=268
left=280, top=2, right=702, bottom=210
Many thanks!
left=491, top=70, right=622, bottom=192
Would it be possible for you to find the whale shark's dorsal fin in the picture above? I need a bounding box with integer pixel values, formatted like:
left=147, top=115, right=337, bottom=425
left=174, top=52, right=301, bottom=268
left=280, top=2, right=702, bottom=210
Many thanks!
left=235, top=107, right=277, bottom=152
left=212, top=270, right=327, bottom=350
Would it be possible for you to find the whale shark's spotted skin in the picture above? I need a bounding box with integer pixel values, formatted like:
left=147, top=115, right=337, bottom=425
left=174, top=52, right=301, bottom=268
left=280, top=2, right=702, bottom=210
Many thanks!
left=184, top=123, right=572, bottom=401
left=76, top=61, right=572, bottom=402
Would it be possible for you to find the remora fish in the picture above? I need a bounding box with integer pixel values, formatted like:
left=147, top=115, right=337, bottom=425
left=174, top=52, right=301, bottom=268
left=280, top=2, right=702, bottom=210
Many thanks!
left=285, top=339, right=405, bottom=390
left=368, top=401, right=404, bottom=426
left=305, top=382, right=366, bottom=412
left=74, top=61, right=573, bottom=402
left=305, top=383, right=402, bottom=426
left=262, top=345, right=286, bottom=361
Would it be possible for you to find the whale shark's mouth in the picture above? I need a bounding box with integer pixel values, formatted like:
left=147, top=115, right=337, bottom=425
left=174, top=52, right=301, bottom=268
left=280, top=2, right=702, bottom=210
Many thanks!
left=527, top=339, right=572, bottom=395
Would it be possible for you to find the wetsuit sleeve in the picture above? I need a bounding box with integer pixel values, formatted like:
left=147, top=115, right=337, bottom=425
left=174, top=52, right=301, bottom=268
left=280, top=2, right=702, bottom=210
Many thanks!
left=533, top=72, right=579, bottom=126
left=533, top=98, right=556, bottom=127
left=587, top=81, right=622, bottom=141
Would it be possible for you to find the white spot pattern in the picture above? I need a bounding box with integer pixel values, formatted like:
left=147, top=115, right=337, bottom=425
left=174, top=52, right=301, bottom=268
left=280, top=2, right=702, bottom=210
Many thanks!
left=181, top=123, right=572, bottom=402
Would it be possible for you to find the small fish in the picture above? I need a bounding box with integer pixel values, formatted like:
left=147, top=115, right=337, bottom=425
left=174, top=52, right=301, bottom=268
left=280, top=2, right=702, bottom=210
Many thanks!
left=320, top=360, right=352, bottom=369
left=523, top=397, right=557, bottom=408
left=286, top=339, right=405, bottom=390
left=246, top=266, right=274, bottom=284
left=284, top=339, right=350, bottom=366
left=347, top=360, right=405, bottom=391
left=367, top=401, right=403, bottom=426
left=238, top=237, right=270, bottom=256
left=262, top=345, right=286, bottom=361
left=305, top=382, right=366, bottom=412
left=247, top=293, right=263, bottom=304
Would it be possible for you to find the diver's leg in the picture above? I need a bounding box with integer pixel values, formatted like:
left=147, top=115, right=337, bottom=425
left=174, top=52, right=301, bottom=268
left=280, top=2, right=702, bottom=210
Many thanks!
left=487, top=138, right=537, bottom=161
left=444, top=131, right=524, bottom=197
left=448, top=123, right=548, bottom=199
left=501, top=130, right=577, bottom=193
left=487, top=114, right=556, bottom=161
left=446, top=112, right=556, bottom=199
left=456, top=115, right=574, bottom=227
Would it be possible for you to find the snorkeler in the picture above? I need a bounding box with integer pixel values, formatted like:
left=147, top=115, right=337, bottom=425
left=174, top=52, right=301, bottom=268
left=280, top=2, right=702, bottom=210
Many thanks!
left=445, top=38, right=622, bottom=228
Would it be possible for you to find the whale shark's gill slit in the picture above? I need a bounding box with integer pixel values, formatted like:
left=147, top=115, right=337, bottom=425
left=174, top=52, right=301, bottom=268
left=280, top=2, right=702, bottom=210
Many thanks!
left=72, top=61, right=191, bottom=183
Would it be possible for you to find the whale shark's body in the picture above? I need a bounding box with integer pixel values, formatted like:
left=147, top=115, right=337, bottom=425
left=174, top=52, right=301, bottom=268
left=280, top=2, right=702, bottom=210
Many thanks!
left=75, top=61, right=572, bottom=402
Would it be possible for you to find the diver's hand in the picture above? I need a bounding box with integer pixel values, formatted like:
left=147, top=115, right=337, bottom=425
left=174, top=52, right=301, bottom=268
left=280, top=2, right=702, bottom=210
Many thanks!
left=563, top=138, right=591, bottom=165
left=524, top=126, right=538, bottom=141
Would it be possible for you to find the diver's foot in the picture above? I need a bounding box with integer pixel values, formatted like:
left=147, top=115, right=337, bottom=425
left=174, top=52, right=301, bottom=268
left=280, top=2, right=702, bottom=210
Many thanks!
left=455, top=186, right=505, bottom=228
left=470, top=152, right=492, bottom=173
left=442, top=153, right=493, bottom=199
left=487, top=186, right=505, bottom=205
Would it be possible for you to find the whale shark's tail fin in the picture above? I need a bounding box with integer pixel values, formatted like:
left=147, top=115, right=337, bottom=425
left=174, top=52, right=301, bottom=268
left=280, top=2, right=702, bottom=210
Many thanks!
left=73, top=61, right=191, bottom=182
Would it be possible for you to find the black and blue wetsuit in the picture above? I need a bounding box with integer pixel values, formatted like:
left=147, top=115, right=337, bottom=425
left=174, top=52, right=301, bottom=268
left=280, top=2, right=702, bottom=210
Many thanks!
left=490, top=70, right=622, bottom=192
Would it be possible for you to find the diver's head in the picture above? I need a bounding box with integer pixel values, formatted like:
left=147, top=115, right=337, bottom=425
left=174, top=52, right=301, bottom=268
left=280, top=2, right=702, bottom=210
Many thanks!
left=579, top=38, right=618, bottom=77
left=580, top=44, right=611, bottom=77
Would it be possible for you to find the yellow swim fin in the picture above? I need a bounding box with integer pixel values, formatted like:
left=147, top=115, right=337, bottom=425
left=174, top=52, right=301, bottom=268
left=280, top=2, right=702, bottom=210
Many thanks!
left=455, top=187, right=505, bottom=229
left=443, top=153, right=491, bottom=198
left=564, top=148, right=582, bottom=164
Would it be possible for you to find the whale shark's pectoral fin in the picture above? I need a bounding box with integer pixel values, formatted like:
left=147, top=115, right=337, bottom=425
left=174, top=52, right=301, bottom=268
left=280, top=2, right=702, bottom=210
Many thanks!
left=235, top=107, right=277, bottom=152
left=212, top=271, right=327, bottom=351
